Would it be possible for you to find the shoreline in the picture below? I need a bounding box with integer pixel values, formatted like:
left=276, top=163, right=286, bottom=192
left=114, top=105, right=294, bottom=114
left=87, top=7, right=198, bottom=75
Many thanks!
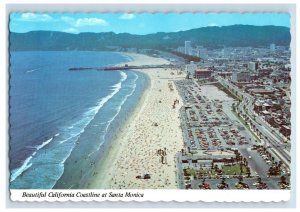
left=87, top=68, right=151, bottom=189
left=53, top=52, right=150, bottom=189
left=88, top=52, right=186, bottom=189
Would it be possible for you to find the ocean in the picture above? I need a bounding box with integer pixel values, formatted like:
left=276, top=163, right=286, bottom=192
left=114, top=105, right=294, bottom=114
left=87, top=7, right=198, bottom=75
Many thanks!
left=9, top=51, right=148, bottom=189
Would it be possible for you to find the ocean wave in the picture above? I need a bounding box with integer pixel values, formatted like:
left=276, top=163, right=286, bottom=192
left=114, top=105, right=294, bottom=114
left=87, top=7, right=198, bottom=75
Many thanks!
left=120, top=71, right=127, bottom=82
left=26, top=68, right=40, bottom=73
left=35, top=133, right=59, bottom=151
left=111, top=81, right=121, bottom=88
left=10, top=133, right=58, bottom=183
left=97, top=73, right=139, bottom=150
left=106, top=73, right=138, bottom=128
left=59, top=128, right=84, bottom=144
left=12, top=71, right=130, bottom=187
left=10, top=156, right=33, bottom=182
left=57, top=74, right=125, bottom=164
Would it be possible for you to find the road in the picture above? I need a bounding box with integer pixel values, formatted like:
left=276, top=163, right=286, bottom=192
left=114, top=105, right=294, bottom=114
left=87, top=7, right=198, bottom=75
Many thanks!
left=217, top=77, right=291, bottom=168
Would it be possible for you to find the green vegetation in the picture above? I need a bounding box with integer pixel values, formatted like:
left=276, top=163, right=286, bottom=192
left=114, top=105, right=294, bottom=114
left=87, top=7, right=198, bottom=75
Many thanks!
left=184, top=168, right=216, bottom=177
left=222, top=164, right=247, bottom=175
left=232, top=110, right=261, bottom=142
left=184, top=164, right=249, bottom=177
left=10, top=25, right=290, bottom=51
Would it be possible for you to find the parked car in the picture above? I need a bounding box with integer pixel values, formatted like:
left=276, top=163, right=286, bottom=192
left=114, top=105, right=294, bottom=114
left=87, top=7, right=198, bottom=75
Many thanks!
left=136, top=174, right=151, bottom=179
left=256, top=183, right=268, bottom=190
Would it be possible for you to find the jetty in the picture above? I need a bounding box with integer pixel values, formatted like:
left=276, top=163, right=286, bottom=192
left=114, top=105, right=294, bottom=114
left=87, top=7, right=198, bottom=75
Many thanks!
left=68, top=64, right=173, bottom=71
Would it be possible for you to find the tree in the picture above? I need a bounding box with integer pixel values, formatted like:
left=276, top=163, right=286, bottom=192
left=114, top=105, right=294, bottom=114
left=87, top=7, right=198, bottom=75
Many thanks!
left=280, top=175, right=287, bottom=184
left=230, top=157, right=234, bottom=165
left=232, top=103, right=236, bottom=111
left=239, top=163, right=244, bottom=174
left=186, top=72, right=190, bottom=79
left=246, top=167, right=251, bottom=177
left=238, top=176, right=243, bottom=184
left=243, top=157, right=247, bottom=165
left=257, top=177, right=262, bottom=184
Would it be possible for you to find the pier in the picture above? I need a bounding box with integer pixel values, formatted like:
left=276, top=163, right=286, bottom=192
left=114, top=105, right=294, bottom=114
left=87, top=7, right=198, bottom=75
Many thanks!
left=69, top=64, right=173, bottom=71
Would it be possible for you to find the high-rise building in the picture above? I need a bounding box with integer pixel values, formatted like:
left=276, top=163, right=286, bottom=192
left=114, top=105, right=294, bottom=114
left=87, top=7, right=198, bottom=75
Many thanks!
left=185, top=61, right=197, bottom=77
left=232, top=71, right=251, bottom=82
left=270, top=43, right=276, bottom=52
left=185, top=41, right=192, bottom=55
left=248, top=62, right=258, bottom=71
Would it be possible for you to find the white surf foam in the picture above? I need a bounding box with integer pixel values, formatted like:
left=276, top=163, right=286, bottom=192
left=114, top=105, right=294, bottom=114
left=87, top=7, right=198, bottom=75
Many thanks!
left=10, top=134, right=57, bottom=182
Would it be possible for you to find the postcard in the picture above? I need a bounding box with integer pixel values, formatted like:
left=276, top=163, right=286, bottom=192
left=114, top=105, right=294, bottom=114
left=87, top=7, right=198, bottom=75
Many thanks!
left=8, top=11, right=292, bottom=202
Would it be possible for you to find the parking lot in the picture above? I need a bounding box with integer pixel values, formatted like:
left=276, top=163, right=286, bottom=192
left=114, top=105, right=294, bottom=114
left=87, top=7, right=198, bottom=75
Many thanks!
left=175, top=80, right=289, bottom=189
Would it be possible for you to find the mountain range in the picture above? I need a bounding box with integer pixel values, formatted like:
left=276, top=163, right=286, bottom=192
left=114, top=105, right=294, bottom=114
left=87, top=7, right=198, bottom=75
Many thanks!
left=9, top=25, right=291, bottom=51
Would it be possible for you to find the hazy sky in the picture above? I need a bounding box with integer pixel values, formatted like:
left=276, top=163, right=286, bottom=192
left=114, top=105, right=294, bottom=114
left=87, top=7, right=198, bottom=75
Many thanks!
left=10, top=13, right=290, bottom=34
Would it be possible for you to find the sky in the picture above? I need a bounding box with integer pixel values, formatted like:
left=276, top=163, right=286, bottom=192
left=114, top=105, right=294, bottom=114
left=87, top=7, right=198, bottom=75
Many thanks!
left=9, top=13, right=290, bottom=35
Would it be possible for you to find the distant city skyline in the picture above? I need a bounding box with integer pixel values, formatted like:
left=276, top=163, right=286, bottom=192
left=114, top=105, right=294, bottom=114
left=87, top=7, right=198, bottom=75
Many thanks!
left=10, top=13, right=290, bottom=35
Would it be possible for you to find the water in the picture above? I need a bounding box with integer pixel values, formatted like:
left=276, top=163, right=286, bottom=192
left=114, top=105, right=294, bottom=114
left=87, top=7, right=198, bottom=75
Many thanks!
left=9, top=51, right=148, bottom=189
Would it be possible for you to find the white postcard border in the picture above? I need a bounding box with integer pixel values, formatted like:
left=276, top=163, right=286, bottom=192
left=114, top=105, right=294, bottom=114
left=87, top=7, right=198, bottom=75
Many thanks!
left=4, top=1, right=297, bottom=207
left=11, top=189, right=290, bottom=202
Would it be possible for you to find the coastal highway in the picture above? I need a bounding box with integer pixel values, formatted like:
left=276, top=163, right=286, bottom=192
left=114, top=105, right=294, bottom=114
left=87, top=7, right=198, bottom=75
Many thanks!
left=217, top=77, right=291, bottom=167
left=217, top=76, right=289, bottom=144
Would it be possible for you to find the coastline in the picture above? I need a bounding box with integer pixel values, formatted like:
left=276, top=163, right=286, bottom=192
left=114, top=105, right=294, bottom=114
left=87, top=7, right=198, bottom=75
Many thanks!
left=88, top=52, right=186, bottom=189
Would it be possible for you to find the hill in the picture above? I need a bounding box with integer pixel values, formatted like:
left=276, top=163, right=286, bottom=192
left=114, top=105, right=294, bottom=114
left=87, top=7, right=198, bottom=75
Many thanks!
left=10, top=25, right=291, bottom=51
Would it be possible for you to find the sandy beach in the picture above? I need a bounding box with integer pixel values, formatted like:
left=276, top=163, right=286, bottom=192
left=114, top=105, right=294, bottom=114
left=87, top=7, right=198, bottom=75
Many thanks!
left=88, top=53, right=186, bottom=189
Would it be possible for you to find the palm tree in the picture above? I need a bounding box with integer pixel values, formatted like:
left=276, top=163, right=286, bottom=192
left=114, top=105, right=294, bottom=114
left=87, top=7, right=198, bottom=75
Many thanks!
left=214, top=164, right=219, bottom=172
left=186, top=72, right=190, bottom=79
left=232, top=103, right=236, bottom=111
left=280, top=175, right=287, bottom=184
left=221, top=177, right=226, bottom=185
left=246, top=167, right=251, bottom=177
left=243, top=157, right=247, bottom=165
left=256, top=178, right=262, bottom=186
left=238, top=176, right=243, bottom=184
left=278, top=161, right=283, bottom=168
left=239, top=163, right=244, bottom=174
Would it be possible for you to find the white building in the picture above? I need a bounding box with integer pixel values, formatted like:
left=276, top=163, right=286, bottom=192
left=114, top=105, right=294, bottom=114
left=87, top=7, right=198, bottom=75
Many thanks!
left=248, top=62, right=257, bottom=71
left=270, top=43, right=276, bottom=53
left=185, top=41, right=192, bottom=55
left=185, top=61, right=197, bottom=77
left=232, top=71, right=251, bottom=82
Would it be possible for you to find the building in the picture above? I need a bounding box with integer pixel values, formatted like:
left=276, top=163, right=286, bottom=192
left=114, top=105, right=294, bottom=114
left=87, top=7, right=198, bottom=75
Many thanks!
left=185, top=61, right=197, bottom=77
left=231, top=71, right=251, bottom=82
left=249, top=89, right=275, bottom=95
left=254, top=102, right=262, bottom=113
left=194, top=69, right=212, bottom=79
left=248, top=62, right=258, bottom=71
left=270, top=43, right=276, bottom=53
left=196, top=46, right=208, bottom=59
left=244, top=84, right=264, bottom=92
left=258, top=68, right=272, bottom=77
left=280, top=125, right=291, bottom=137
left=185, top=41, right=192, bottom=55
